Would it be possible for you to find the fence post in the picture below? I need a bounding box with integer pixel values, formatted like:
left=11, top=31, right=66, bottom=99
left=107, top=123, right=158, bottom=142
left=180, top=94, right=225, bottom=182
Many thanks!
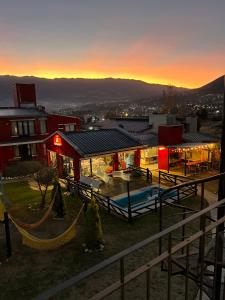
left=127, top=181, right=132, bottom=222
left=147, top=168, right=150, bottom=182
left=4, top=212, right=12, bottom=258
left=107, top=196, right=111, bottom=214
left=158, top=171, right=161, bottom=185
left=194, top=183, right=197, bottom=196
left=174, top=175, right=177, bottom=186
left=177, top=187, right=180, bottom=204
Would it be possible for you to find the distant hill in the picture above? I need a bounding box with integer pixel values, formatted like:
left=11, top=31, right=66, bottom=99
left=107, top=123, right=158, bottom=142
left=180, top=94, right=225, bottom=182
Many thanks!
left=194, top=75, right=224, bottom=94
left=0, top=75, right=223, bottom=108
left=0, top=75, right=186, bottom=107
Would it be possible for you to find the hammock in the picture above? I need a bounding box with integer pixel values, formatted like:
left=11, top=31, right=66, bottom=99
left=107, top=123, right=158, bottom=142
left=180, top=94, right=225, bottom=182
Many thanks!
left=9, top=199, right=55, bottom=230
left=10, top=204, right=84, bottom=250
left=8, top=185, right=58, bottom=230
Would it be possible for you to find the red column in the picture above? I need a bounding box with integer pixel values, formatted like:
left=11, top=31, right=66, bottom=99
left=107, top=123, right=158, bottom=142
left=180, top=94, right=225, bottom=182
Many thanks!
left=73, top=156, right=80, bottom=181
left=134, top=149, right=141, bottom=167
left=113, top=153, right=119, bottom=171
left=57, top=154, right=63, bottom=178
left=158, top=147, right=169, bottom=171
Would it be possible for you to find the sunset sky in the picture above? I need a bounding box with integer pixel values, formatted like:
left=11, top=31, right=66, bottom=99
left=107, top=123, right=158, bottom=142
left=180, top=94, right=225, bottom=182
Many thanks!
left=1, top=0, right=225, bottom=88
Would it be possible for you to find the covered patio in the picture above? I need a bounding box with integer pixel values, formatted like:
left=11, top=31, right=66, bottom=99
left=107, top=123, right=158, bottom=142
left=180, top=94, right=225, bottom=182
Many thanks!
left=46, top=128, right=147, bottom=182
left=158, top=142, right=220, bottom=176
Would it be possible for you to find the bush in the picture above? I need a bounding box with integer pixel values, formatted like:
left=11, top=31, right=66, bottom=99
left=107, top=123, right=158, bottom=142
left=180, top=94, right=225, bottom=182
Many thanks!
left=51, top=179, right=65, bottom=218
left=84, top=199, right=104, bottom=249
left=3, top=161, right=43, bottom=178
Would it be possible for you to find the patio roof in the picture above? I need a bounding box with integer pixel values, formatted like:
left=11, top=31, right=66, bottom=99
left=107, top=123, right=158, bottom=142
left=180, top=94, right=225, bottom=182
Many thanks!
left=168, top=142, right=215, bottom=149
left=183, top=132, right=219, bottom=143
left=61, top=129, right=145, bottom=157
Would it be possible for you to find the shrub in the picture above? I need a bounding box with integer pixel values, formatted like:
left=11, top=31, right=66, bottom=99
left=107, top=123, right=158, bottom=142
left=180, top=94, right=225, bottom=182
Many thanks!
left=84, top=199, right=103, bottom=249
left=51, top=179, right=65, bottom=218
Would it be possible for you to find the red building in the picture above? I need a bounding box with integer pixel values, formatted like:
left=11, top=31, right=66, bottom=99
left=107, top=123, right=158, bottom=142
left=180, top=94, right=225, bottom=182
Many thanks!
left=158, top=124, right=220, bottom=175
left=0, top=84, right=80, bottom=173
left=45, top=129, right=144, bottom=181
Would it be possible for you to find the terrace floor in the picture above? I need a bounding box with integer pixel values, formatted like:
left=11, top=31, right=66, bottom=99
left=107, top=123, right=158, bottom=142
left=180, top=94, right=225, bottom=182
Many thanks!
left=96, top=168, right=219, bottom=199
left=99, top=173, right=153, bottom=197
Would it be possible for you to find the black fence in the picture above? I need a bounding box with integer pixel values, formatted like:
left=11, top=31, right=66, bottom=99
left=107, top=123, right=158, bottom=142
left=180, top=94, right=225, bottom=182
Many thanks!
left=158, top=170, right=193, bottom=186
left=128, top=164, right=152, bottom=183
left=67, top=173, right=196, bottom=222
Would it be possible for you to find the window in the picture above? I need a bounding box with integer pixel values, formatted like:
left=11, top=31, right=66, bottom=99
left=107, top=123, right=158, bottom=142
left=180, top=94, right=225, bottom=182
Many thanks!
left=11, top=122, right=18, bottom=136
left=65, top=124, right=75, bottom=132
left=11, top=120, right=35, bottom=136
left=29, top=120, right=35, bottom=135
left=40, top=119, right=47, bottom=134
left=13, top=144, right=36, bottom=159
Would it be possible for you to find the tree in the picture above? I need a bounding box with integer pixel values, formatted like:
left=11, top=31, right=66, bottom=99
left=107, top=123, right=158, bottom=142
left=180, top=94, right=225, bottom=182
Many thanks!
left=51, top=178, right=65, bottom=218
left=34, top=166, right=55, bottom=209
left=84, top=198, right=103, bottom=249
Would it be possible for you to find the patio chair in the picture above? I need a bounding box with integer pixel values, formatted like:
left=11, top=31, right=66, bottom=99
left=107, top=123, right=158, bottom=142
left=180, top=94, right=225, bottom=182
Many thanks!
left=96, top=168, right=110, bottom=183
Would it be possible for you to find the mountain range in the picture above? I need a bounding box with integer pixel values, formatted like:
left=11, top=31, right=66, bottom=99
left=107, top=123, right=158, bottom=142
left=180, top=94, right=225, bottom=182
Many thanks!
left=0, top=75, right=223, bottom=107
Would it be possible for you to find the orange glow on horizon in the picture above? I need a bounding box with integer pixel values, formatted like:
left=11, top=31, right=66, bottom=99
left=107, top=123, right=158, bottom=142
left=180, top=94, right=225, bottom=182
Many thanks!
left=0, top=71, right=205, bottom=89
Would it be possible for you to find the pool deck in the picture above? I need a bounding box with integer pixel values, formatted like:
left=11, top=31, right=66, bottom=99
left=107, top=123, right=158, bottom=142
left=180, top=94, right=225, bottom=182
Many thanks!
left=99, top=173, right=154, bottom=198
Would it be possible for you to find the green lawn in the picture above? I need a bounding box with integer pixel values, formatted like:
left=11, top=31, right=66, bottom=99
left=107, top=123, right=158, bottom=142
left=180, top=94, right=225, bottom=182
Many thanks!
left=0, top=181, right=203, bottom=300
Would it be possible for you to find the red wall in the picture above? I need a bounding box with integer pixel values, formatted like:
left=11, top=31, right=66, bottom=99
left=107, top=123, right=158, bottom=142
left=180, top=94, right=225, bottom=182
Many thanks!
left=158, top=125, right=183, bottom=146
left=14, top=83, right=36, bottom=107
left=0, top=114, right=80, bottom=143
left=47, top=114, right=80, bottom=133
left=158, top=147, right=169, bottom=171
left=46, top=133, right=81, bottom=181
left=0, top=119, right=12, bottom=142
left=0, top=146, right=14, bottom=172
left=0, top=144, right=47, bottom=173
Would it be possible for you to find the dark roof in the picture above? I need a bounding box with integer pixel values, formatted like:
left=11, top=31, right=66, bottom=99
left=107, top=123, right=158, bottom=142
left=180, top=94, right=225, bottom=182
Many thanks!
left=63, top=129, right=144, bottom=156
left=134, top=133, right=158, bottom=147
left=102, top=119, right=150, bottom=133
left=183, top=132, right=219, bottom=143
left=0, top=107, right=47, bottom=118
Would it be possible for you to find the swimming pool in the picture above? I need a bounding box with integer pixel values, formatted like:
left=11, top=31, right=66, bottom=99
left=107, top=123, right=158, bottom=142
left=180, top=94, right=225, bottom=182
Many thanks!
left=112, top=186, right=164, bottom=210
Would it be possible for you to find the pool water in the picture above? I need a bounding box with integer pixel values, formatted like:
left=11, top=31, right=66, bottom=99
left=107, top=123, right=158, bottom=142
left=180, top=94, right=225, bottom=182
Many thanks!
left=112, top=186, right=164, bottom=209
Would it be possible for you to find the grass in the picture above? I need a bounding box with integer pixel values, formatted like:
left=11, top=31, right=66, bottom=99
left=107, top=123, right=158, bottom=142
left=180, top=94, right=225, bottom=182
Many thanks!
left=0, top=181, right=205, bottom=300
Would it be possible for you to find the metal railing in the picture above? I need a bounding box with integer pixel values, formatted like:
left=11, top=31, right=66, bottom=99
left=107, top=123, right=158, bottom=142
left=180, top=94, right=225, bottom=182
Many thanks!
left=33, top=173, right=225, bottom=300
left=158, top=170, right=193, bottom=186
left=128, top=164, right=152, bottom=183
left=67, top=175, right=195, bottom=222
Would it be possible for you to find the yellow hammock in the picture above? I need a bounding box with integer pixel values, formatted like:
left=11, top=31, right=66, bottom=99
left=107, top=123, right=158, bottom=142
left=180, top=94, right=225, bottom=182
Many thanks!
left=10, top=204, right=84, bottom=250
left=9, top=199, right=55, bottom=230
